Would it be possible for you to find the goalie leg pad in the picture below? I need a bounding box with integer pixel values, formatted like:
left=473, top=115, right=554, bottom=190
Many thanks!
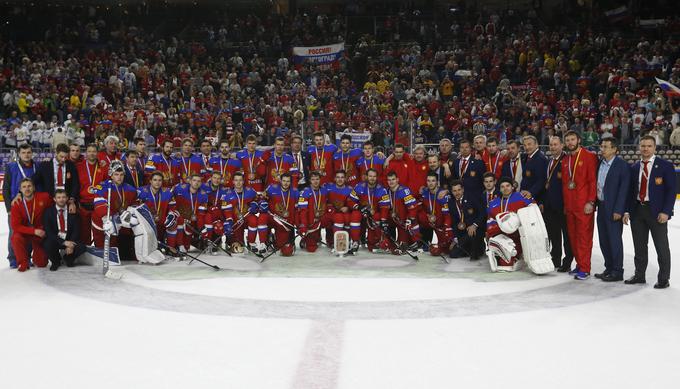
left=487, top=234, right=519, bottom=272
left=517, top=204, right=555, bottom=274
left=127, top=205, right=166, bottom=264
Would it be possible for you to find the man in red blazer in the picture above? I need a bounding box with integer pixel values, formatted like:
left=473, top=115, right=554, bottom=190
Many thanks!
left=10, top=178, right=52, bottom=272
left=561, top=130, right=598, bottom=280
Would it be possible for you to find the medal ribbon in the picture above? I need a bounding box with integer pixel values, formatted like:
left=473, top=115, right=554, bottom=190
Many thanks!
left=312, top=188, right=321, bottom=214
left=152, top=189, right=161, bottom=216
left=500, top=197, right=509, bottom=213
left=428, top=191, right=436, bottom=216
left=455, top=199, right=464, bottom=223
left=568, top=148, right=582, bottom=182
left=114, top=184, right=125, bottom=209
left=281, top=189, right=290, bottom=215
left=23, top=197, right=35, bottom=226
left=235, top=190, right=244, bottom=214
left=487, top=153, right=500, bottom=174
left=86, top=161, right=98, bottom=186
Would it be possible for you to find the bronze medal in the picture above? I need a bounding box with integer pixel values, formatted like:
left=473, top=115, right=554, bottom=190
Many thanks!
left=391, top=211, right=398, bottom=219
left=315, top=209, right=322, bottom=218
left=191, top=215, right=197, bottom=222
left=568, top=181, right=576, bottom=190
left=428, top=214, right=436, bottom=224
left=283, top=211, right=289, bottom=218
left=249, top=173, right=256, bottom=180
left=457, top=222, right=466, bottom=230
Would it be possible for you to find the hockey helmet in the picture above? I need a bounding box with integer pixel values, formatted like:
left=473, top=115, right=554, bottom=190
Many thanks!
left=109, top=160, right=125, bottom=177
left=496, top=211, right=520, bottom=234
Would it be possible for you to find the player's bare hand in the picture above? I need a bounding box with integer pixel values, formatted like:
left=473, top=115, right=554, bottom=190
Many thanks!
left=34, top=229, right=46, bottom=238
left=613, top=213, right=622, bottom=221
left=657, top=213, right=669, bottom=224
left=622, top=213, right=630, bottom=225
left=467, top=225, right=477, bottom=237
left=584, top=202, right=594, bottom=215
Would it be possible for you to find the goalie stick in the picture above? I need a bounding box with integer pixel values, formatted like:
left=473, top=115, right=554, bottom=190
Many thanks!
left=157, top=241, right=220, bottom=270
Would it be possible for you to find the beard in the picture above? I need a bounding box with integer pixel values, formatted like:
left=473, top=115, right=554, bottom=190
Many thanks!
left=566, top=143, right=578, bottom=152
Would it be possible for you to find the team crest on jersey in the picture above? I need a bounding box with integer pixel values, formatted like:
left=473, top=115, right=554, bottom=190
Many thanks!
left=655, top=177, right=663, bottom=185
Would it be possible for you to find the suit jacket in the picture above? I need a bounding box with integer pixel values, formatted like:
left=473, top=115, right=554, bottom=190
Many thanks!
left=452, top=157, right=485, bottom=198
left=290, top=150, right=310, bottom=185
left=543, top=154, right=566, bottom=211
left=597, top=156, right=630, bottom=217
left=42, top=205, right=81, bottom=248
left=32, top=159, right=80, bottom=200
left=449, top=194, right=484, bottom=229
left=124, top=163, right=145, bottom=188
left=500, top=154, right=527, bottom=189
left=628, top=156, right=676, bottom=219
left=520, top=150, right=548, bottom=202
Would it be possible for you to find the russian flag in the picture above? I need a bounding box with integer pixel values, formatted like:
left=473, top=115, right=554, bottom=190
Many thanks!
left=655, top=78, right=680, bottom=97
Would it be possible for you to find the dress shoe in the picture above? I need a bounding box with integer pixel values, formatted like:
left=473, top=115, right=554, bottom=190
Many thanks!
left=601, top=273, right=623, bottom=282
left=556, top=264, right=571, bottom=273
left=654, top=281, right=670, bottom=289
left=49, top=263, right=60, bottom=271
left=624, top=275, right=646, bottom=285
left=594, top=270, right=611, bottom=279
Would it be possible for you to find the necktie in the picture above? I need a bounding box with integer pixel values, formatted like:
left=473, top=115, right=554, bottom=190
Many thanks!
left=461, top=158, right=468, bottom=175
left=639, top=161, right=649, bottom=202
left=512, top=159, right=517, bottom=177
left=58, top=209, right=66, bottom=233
left=57, top=164, right=64, bottom=186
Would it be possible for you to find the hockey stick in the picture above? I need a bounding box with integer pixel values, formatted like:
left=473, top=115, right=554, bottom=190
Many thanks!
left=183, top=221, right=232, bottom=257
left=157, top=241, right=220, bottom=270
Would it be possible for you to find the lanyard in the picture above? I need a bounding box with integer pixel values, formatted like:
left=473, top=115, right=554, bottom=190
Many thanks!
left=428, top=190, right=436, bottom=215
left=129, top=166, right=138, bottom=187
left=17, top=162, right=32, bottom=179
left=341, top=151, right=349, bottom=171
left=500, top=196, right=510, bottom=213
left=235, top=190, right=245, bottom=214
left=363, top=156, right=374, bottom=171
left=280, top=189, right=290, bottom=212
left=22, top=197, right=35, bottom=225
left=212, top=186, right=220, bottom=207
left=114, top=184, right=125, bottom=208
left=190, top=190, right=197, bottom=213
left=487, top=153, right=500, bottom=174
left=86, top=161, right=98, bottom=185
left=248, top=151, right=256, bottom=174
left=568, top=148, right=582, bottom=181
left=181, top=156, right=191, bottom=177
left=274, top=154, right=283, bottom=175
left=220, top=157, right=229, bottom=177
left=151, top=189, right=162, bottom=215
left=315, top=147, right=324, bottom=170
left=312, top=188, right=321, bottom=212
left=455, top=198, right=464, bottom=222
left=546, top=156, right=561, bottom=182
left=367, top=186, right=373, bottom=209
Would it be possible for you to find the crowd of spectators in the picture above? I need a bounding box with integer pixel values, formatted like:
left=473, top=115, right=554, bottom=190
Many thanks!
left=2, top=3, right=680, bottom=159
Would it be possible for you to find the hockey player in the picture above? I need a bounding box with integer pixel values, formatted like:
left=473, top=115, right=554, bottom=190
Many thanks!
left=264, top=137, right=298, bottom=188
left=297, top=171, right=332, bottom=252
left=138, top=171, right=176, bottom=245
left=10, top=178, right=51, bottom=271
left=333, top=134, right=362, bottom=187
left=76, top=143, right=107, bottom=245
left=481, top=136, right=506, bottom=180
left=308, top=132, right=336, bottom=185
left=259, top=173, right=299, bottom=256
left=176, top=139, right=203, bottom=183
left=407, top=146, right=430, bottom=195
left=172, top=173, right=210, bottom=251
left=448, top=180, right=484, bottom=259
left=417, top=172, right=453, bottom=255
left=236, top=135, right=267, bottom=192
left=385, top=171, right=421, bottom=251
left=384, top=144, right=411, bottom=188
left=356, top=141, right=385, bottom=184
left=222, top=172, right=263, bottom=253
left=485, top=177, right=534, bottom=271
left=325, top=169, right=362, bottom=253
left=209, top=140, right=242, bottom=188
left=145, top=140, right=179, bottom=188
left=202, top=171, right=232, bottom=242
left=92, top=161, right=139, bottom=260
left=97, top=135, right=122, bottom=170
left=354, top=168, right=391, bottom=252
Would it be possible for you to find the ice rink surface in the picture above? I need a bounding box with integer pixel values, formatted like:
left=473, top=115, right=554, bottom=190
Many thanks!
left=1, top=204, right=679, bottom=389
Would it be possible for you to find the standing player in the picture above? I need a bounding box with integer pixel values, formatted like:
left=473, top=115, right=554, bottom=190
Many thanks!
left=172, top=174, right=210, bottom=252
left=76, top=143, right=107, bottom=245
left=259, top=173, right=299, bottom=256
left=356, top=141, right=385, bottom=184
left=209, top=140, right=242, bottom=188
left=236, top=135, right=267, bottom=192
left=384, top=144, right=411, bottom=188
left=333, top=135, right=362, bottom=187
left=297, top=171, right=332, bottom=253
left=146, top=140, right=179, bottom=188
left=264, top=137, right=299, bottom=188
left=308, top=132, right=336, bottom=185
left=561, top=130, right=598, bottom=280
left=385, top=171, right=421, bottom=252
left=197, top=139, right=214, bottom=181
left=482, top=172, right=500, bottom=209
left=354, top=168, right=391, bottom=253
left=138, top=171, right=176, bottom=247
left=223, top=172, right=263, bottom=253
left=407, top=146, right=430, bottom=196
left=326, top=170, right=362, bottom=253
left=417, top=172, right=453, bottom=255
left=176, top=139, right=203, bottom=183
left=481, top=137, right=506, bottom=180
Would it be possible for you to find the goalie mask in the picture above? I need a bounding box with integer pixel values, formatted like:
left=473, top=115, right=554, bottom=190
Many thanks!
left=496, top=211, right=520, bottom=234
left=109, top=160, right=125, bottom=177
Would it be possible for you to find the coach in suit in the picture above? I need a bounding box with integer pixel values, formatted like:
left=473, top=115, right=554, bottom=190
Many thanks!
left=452, top=139, right=485, bottom=199
left=594, top=138, right=630, bottom=282
left=42, top=189, right=87, bottom=271
left=290, top=135, right=310, bottom=189
left=543, top=136, right=574, bottom=271
left=427, top=154, right=449, bottom=190
left=123, top=150, right=145, bottom=188
left=500, top=139, right=525, bottom=191
left=449, top=180, right=485, bottom=260
left=520, top=135, right=548, bottom=202
left=623, top=135, right=676, bottom=289
left=32, top=143, right=79, bottom=213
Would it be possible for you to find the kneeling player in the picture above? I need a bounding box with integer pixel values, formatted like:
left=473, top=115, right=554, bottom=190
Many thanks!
left=385, top=171, right=422, bottom=253
left=417, top=172, right=453, bottom=255
left=10, top=178, right=51, bottom=271
left=138, top=171, right=176, bottom=246
left=298, top=172, right=332, bottom=252
left=259, top=173, right=299, bottom=256
left=203, top=171, right=232, bottom=243
left=172, top=174, right=209, bottom=251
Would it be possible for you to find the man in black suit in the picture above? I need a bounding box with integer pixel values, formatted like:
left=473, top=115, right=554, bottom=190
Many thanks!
left=449, top=180, right=485, bottom=260
left=32, top=143, right=79, bottom=214
left=520, top=135, right=548, bottom=202
left=290, top=135, right=310, bottom=190
left=500, top=139, right=525, bottom=191
left=123, top=150, right=145, bottom=188
left=42, top=189, right=87, bottom=271
left=427, top=153, right=448, bottom=190
left=543, top=136, right=574, bottom=271
left=451, top=139, right=485, bottom=200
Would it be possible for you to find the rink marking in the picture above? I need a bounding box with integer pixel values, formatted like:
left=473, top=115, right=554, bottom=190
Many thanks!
left=291, top=321, right=344, bottom=389
left=39, top=266, right=641, bottom=320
